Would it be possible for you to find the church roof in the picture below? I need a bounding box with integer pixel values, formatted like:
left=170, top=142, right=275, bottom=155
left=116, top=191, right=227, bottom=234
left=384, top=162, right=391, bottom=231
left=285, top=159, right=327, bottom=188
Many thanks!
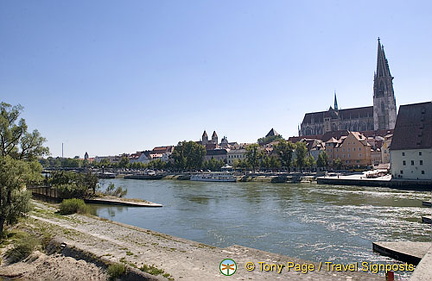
left=390, top=101, right=432, bottom=150
left=265, top=128, right=280, bottom=137
left=202, top=130, right=208, bottom=137
left=212, top=131, right=218, bottom=138
left=302, top=106, right=373, bottom=124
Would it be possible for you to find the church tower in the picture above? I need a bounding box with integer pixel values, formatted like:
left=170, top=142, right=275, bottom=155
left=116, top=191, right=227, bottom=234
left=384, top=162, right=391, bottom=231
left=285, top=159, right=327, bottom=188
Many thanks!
left=202, top=130, right=208, bottom=145
left=333, top=91, right=339, bottom=111
left=373, top=38, right=397, bottom=131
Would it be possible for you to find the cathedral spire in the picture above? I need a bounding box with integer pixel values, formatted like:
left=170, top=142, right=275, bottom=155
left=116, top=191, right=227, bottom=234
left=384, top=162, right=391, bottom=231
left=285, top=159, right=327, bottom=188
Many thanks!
left=375, top=38, right=392, bottom=79
left=373, top=38, right=397, bottom=131
left=333, top=91, right=338, bottom=111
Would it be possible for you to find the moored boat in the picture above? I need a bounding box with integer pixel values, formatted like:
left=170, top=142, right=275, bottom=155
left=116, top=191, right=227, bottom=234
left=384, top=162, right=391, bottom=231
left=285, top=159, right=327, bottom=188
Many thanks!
left=190, top=172, right=236, bottom=182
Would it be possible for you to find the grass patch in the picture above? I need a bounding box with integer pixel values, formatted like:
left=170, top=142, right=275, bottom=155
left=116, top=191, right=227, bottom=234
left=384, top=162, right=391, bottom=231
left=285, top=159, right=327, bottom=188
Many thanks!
left=139, top=264, right=174, bottom=280
left=58, top=199, right=93, bottom=215
left=107, top=263, right=126, bottom=281
left=4, top=231, right=38, bottom=263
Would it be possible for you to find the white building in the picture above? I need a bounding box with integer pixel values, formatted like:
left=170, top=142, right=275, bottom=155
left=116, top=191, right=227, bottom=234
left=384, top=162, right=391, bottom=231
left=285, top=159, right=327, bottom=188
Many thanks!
left=226, top=148, right=247, bottom=165
left=390, top=102, right=432, bottom=180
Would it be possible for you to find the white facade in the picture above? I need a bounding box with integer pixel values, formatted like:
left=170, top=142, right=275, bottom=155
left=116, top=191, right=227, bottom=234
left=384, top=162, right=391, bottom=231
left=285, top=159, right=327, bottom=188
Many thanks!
left=226, top=149, right=247, bottom=165
left=391, top=149, right=432, bottom=180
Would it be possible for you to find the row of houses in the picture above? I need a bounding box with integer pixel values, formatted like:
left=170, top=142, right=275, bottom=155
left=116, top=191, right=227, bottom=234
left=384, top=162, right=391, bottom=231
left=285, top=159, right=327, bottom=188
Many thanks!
left=88, top=101, right=431, bottom=180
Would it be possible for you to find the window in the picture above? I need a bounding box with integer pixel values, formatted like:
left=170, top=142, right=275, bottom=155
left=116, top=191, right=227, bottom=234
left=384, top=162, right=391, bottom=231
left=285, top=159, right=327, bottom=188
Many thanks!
left=420, top=160, right=423, bottom=165
left=400, top=170, right=404, bottom=174
left=421, top=170, right=425, bottom=174
left=403, top=160, right=406, bottom=166
left=402, top=152, right=405, bottom=156
left=419, top=152, right=422, bottom=156
left=411, top=160, right=414, bottom=165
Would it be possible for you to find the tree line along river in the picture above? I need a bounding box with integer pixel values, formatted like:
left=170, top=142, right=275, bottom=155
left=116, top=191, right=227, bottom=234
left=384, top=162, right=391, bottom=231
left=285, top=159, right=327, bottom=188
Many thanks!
left=93, top=179, right=430, bottom=276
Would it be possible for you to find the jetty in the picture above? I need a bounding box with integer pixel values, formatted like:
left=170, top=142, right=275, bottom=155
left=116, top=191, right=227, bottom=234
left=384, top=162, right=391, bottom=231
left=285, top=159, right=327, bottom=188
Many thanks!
left=317, top=174, right=432, bottom=190
left=372, top=242, right=431, bottom=265
left=29, top=186, right=162, bottom=207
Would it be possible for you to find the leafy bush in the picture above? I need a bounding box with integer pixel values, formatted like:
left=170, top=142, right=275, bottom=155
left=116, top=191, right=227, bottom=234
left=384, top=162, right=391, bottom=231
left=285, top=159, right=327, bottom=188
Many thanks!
left=103, top=183, right=127, bottom=198
left=57, top=183, right=89, bottom=199
left=50, top=171, right=98, bottom=199
left=5, top=235, right=38, bottom=263
left=107, top=263, right=126, bottom=280
left=59, top=199, right=91, bottom=215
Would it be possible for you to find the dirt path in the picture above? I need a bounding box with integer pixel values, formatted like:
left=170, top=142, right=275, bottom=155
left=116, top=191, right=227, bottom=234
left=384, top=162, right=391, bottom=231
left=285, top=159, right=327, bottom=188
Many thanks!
left=3, top=201, right=385, bottom=280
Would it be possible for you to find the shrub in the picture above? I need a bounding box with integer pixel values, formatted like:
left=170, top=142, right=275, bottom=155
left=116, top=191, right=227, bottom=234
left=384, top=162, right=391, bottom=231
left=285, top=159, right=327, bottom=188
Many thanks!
left=107, top=263, right=126, bottom=280
left=5, top=235, right=38, bottom=263
left=57, top=183, right=89, bottom=199
left=103, top=183, right=127, bottom=198
left=59, top=199, right=90, bottom=215
left=139, top=264, right=165, bottom=276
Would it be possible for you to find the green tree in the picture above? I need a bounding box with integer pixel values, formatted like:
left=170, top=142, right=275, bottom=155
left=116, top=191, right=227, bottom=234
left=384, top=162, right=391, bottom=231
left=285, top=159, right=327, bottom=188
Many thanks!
left=0, top=102, right=48, bottom=235
left=305, top=154, right=316, bottom=171
left=333, top=158, right=343, bottom=170
left=257, top=135, right=284, bottom=146
left=0, top=103, right=49, bottom=160
left=49, top=171, right=98, bottom=198
left=273, top=139, right=295, bottom=171
left=203, top=158, right=225, bottom=171
left=0, top=156, right=43, bottom=234
left=294, top=142, right=308, bottom=172
left=118, top=156, right=130, bottom=168
left=261, top=155, right=281, bottom=171
left=317, top=151, right=329, bottom=170
left=171, top=141, right=206, bottom=171
left=245, top=144, right=263, bottom=172
left=148, top=159, right=166, bottom=170
left=232, top=159, right=251, bottom=170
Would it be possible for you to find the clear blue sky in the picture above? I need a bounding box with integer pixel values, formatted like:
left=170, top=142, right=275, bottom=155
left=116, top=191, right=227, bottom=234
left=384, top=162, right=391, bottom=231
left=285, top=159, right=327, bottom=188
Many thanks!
left=1, top=1, right=431, bottom=158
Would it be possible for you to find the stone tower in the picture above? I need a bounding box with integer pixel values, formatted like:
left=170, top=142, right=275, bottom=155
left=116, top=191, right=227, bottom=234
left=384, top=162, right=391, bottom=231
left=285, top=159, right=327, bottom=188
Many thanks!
left=373, top=38, right=397, bottom=131
left=202, top=130, right=208, bottom=145
left=211, top=131, right=218, bottom=144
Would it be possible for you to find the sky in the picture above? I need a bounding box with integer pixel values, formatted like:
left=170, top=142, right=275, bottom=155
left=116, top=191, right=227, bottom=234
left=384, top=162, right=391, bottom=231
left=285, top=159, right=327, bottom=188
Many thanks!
left=1, top=1, right=431, bottom=158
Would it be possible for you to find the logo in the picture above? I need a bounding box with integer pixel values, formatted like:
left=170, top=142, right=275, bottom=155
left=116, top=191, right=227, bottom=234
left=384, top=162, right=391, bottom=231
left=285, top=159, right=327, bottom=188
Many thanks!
left=219, top=258, right=237, bottom=276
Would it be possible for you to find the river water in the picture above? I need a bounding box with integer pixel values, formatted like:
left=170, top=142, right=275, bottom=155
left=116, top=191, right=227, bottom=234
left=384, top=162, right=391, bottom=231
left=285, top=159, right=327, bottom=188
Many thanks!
left=95, top=179, right=430, bottom=266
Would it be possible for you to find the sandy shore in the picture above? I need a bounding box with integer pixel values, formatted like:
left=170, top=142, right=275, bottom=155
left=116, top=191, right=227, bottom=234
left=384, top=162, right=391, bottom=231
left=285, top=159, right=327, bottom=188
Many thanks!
left=1, top=200, right=385, bottom=280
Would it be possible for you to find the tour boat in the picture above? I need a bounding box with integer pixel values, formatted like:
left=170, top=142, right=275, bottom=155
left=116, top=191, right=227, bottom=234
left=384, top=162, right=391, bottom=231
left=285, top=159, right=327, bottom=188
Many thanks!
left=190, top=172, right=236, bottom=182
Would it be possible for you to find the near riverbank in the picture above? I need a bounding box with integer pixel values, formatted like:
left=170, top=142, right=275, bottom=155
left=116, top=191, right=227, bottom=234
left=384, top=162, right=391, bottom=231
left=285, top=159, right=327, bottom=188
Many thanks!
left=1, top=200, right=385, bottom=281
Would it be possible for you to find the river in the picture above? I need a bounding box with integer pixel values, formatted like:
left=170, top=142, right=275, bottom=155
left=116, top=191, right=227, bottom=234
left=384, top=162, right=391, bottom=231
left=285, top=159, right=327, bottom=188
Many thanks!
left=95, top=179, right=430, bottom=266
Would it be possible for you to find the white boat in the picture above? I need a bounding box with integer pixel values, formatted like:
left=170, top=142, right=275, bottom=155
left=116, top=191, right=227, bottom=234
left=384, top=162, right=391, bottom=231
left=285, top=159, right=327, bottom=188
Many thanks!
left=190, top=172, right=236, bottom=182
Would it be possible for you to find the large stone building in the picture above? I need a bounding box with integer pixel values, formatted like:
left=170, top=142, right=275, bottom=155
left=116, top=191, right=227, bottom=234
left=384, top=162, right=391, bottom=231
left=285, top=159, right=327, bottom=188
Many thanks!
left=299, top=39, right=397, bottom=136
left=390, top=102, right=432, bottom=180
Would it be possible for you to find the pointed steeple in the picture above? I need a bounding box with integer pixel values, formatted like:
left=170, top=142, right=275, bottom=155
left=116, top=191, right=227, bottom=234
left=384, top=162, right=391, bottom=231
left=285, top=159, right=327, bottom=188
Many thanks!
left=333, top=91, right=338, bottom=111
left=373, top=38, right=397, bottom=131
left=375, top=38, right=392, bottom=79
left=202, top=130, right=208, bottom=145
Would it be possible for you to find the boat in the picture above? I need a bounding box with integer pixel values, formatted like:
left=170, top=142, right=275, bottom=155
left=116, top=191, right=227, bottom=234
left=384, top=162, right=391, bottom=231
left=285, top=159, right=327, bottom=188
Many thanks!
left=124, top=170, right=164, bottom=180
left=422, top=201, right=432, bottom=207
left=190, top=172, right=236, bottom=182
left=97, top=172, right=116, bottom=179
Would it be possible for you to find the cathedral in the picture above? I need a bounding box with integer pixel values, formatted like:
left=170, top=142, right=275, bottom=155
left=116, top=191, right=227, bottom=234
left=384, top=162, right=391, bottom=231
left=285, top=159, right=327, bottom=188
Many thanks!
left=299, top=39, right=397, bottom=136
